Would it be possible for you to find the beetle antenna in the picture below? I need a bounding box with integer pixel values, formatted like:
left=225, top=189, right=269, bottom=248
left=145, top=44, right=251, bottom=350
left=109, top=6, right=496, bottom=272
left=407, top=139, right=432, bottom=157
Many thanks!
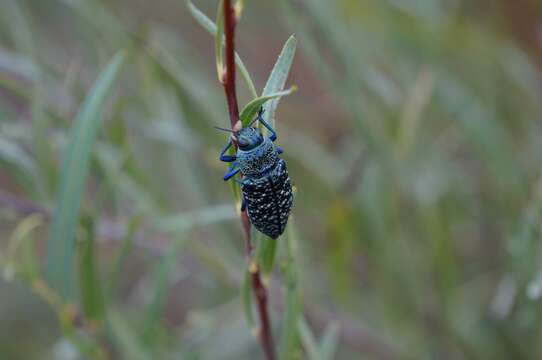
left=249, top=107, right=266, bottom=127
left=248, top=118, right=259, bottom=127
left=213, top=126, right=235, bottom=133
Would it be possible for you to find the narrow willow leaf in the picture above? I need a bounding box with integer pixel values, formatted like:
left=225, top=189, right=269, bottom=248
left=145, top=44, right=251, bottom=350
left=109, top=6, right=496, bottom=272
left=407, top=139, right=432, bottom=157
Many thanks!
left=108, top=311, right=151, bottom=360
left=258, top=234, right=278, bottom=277
left=279, top=218, right=301, bottom=359
left=261, top=35, right=297, bottom=128
left=1, top=0, right=34, bottom=55
left=215, top=0, right=224, bottom=79
left=95, top=145, right=159, bottom=215
left=186, top=0, right=257, bottom=98
left=77, top=215, right=105, bottom=323
left=0, top=136, right=37, bottom=180
left=298, top=317, right=320, bottom=360
left=45, top=51, right=126, bottom=300
left=3, top=214, right=43, bottom=281
left=106, top=216, right=141, bottom=299
left=31, top=84, right=56, bottom=199
left=20, top=221, right=39, bottom=282
left=142, top=235, right=187, bottom=346
left=239, top=87, right=296, bottom=127
left=319, top=323, right=340, bottom=360
left=235, top=0, right=245, bottom=18
left=241, top=268, right=255, bottom=327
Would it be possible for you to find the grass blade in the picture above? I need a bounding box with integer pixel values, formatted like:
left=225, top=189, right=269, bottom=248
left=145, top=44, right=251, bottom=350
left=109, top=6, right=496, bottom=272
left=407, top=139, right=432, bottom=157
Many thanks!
left=106, top=216, right=141, bottom=299
left=45, top=51, right=126, bottom=300
left=319, top=323, right=340, bottom=360
left=279, top=219, right=301, bottom=359
left=142, top=235, right=187, bottom=346
left=3, top=214, right=43, bottom=282
left=261, top=35, right=297, bottom=128
left=0, top=136, right=38, bottom=186
left=77, top=215, right=105, bottom=323
left=241, top=268, right=255, bottom=327
left=108, top=311, right=152, bottom=360
left=298, top=317, right=320, bottom=360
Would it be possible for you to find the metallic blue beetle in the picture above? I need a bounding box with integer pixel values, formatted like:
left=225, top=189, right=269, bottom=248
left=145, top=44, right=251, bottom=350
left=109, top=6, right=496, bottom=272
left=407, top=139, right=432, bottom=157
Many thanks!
left=219, top=109, right=293, bottom=239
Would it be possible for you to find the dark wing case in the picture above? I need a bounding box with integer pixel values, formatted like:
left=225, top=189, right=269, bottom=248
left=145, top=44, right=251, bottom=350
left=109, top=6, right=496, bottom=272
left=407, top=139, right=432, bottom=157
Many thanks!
left=242, top=159, right=293, bottom=239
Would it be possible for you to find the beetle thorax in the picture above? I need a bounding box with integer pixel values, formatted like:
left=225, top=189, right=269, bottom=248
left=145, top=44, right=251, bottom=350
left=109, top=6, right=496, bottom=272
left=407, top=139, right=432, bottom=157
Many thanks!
left=237, top=138, right=278, bottom=178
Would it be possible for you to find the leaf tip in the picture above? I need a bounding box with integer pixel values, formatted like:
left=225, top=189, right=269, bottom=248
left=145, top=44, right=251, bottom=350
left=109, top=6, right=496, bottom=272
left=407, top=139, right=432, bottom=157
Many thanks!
left=234, top=1, right=244, bottom=20
left=186, top=0, right=197, bottom=16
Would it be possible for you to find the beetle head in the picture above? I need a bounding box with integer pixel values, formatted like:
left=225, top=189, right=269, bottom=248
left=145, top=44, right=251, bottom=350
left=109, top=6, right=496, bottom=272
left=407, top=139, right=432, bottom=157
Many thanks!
left=213, top=121, right=263, bottom=150
left=235, top=126, right=263, bottom=150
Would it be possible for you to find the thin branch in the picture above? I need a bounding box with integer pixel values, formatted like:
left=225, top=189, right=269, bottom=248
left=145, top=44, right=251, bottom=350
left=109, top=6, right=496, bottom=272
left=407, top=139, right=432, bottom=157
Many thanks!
left=223, top=0, right=240, bottom=127
left=222, top=1, right=276, bottom=359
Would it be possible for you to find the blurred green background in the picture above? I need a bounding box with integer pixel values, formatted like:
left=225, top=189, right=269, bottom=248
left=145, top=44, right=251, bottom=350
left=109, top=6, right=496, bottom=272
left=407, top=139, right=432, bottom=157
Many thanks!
left=2, top=0, right=542, bottom=359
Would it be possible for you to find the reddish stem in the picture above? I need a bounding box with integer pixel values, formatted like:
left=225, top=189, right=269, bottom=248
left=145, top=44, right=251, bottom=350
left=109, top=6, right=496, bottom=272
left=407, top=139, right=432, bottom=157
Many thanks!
left=222, top=1, right=275, bottom=359
left=251, top=270, right=275, bottom=360
left=223, top=0, right=240, bottom=127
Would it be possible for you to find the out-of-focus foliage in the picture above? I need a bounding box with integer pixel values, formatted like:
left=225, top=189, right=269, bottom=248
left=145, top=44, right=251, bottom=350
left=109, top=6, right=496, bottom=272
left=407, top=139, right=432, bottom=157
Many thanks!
left=1, top=0, right=542, bottom=359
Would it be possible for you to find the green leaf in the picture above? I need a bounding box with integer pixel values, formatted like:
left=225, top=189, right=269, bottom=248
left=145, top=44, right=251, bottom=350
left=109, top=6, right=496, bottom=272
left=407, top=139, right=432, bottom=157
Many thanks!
left=319, top=323, right=339, bottom=360
left=0, top=136, right=38, bottom=194
left=31, top=85, right=56, bottom=199
left=108, top=311, right=151, bottom=360
left=1, top=0, right=34, bottom=55
left=0, top=136, right=37, bottom=179
left=258, top=234, right=278, bottom=277
left=239, top=88, right=296, bottom=127
left=187, top=0, right=258, bottom=98
left=279, top=219, right=302, bottom=359
left=142, top=235, right=187, bottom=346
left=297, top=313, right=338, bottom=360
left=3, top=214, right=43, bottom=282
left=261, top=35, right=297, bottom=128
left=45, top=51, right=126, bottom=300
left=298, top=317, right=320, bottom=360
left=241, top=268, right=255, bottom=327
left=106, top=216, right=141, bottom=299
left=215, top=0, right=224, bottom=78
left=77, top=215, right=105, bottom=323
left=95, top=144, right=159, bottom=215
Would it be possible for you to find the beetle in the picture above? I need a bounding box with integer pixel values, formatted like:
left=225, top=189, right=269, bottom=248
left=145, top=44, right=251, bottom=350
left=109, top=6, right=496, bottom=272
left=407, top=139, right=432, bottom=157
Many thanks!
left=218, top=109, right=293, bottom=239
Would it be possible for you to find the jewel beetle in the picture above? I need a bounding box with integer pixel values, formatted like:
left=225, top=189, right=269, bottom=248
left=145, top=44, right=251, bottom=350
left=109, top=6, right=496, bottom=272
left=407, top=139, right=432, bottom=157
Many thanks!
left=218, top=109, right=293, bottom=239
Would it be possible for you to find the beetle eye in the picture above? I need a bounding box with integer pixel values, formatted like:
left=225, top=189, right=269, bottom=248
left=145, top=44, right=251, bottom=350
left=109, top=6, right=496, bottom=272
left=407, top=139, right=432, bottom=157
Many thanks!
left=237, top=137, right=248, bottom=147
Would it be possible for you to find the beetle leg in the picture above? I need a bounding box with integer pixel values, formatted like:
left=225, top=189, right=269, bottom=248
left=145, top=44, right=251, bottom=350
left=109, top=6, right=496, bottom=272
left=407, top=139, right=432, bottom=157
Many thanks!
left=223, top=166, right=240, bottom=181
left=240, top=197, right=247, bottom=212
left=276, top=146, right=284, bottom=154
left=219, top=138, right=236, bottom=162
left=257, top=108, right=277, bottom=142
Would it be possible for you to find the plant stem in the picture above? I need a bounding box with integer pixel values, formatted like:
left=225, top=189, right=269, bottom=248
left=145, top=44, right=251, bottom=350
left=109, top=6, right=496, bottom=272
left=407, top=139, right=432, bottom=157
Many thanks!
left=251, top=264, right=275, bottom=360
left=222, top=1, right=276, bottom=359
left=223, top=0, right=240, bottom=127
